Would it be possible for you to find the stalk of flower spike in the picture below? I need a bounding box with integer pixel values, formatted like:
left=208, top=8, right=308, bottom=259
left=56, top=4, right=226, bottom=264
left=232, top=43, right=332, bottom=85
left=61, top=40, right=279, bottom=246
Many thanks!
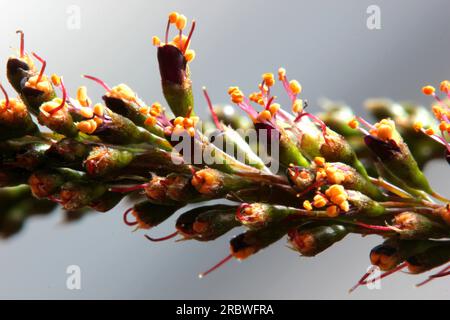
left=154, top=12, right=196, bottom=117
left=390, top=211, right=449, bottom=240
left=287, top=159, right=385, bottom=201
left=369, top=239, right=440, bottom=271
left=288, top=224, right=349, bottom=257
left=59, top=180, right=108, bottom=211
left=0, top=84, right=40, bottom=140
left=28, top=168, right=85, bottom=198
left=176, top=204, right=240, bottom=241
left=123, top=201, right=181, bottom=230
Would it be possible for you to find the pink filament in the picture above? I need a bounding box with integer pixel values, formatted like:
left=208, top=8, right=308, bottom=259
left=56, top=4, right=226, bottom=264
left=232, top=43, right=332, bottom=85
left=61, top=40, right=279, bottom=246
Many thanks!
left=123, top=207, right=138, bottom=226
left=183, top=20, right=196, bottom=53
left=16, top=30, right=24, bottom=58
left=49, top=77, right=67, bottom=115
left=31, top=52, right=46, bottom=84
left=202, top=87, right=222, bottom=130
left=145, top=231, right=178, bottom=242
left=0, top=84, right=9, bottom=109
left=83, top=75, right=112, bottom=92
left=199, top=254, right=233, bottom=278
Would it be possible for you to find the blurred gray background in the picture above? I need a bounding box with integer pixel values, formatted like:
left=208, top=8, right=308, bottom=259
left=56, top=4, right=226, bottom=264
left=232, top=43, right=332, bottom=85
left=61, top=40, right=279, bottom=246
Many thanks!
left=0, top=0, right=449, bottom=299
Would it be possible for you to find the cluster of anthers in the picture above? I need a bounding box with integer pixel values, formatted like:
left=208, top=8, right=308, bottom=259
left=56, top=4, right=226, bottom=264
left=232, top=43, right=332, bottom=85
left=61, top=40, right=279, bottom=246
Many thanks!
left=0, top=84, right=27, bottom=122
left=227, top=69, right=303, bottom=124
left=303, top=184, right=350, bottom=217
left=413, top=82, right=450, bottom=153
left=152, top=11, right=196, bottom=62
left=348, top=116, right=399, bottom=144
left=165, top=110, right=199, bottom=137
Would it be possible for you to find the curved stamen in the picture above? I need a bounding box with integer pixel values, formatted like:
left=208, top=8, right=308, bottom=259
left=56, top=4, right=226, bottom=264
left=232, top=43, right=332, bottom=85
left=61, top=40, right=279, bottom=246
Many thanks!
left=198, top=254, right=233, bottom=278
left=144, top=231, right=178, bottom=242
left=0, top=83, right=9, bottom=109
left=82, top=75, right=112, bottom=92
left=123, top=207, right=138, bottom=226
left=350, top=262, right=407, bottom=293
left=183, top=20, right=196, bottom=53
left=165, top=19, right=171, bottom=44
left=202, top=87, right=222, bottom=130
left=16, top=30, right=24, bottom=58
left=294, top=112, right=329, bottom=144
left=49, top=77, right=67, bottom=115
left=31, top=52, right=46, bottom=84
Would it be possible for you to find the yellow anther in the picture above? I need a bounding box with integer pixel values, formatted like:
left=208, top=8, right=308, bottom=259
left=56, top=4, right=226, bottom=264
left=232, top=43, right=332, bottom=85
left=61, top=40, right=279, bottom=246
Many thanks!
left=257, top=98, right=265, bottom=106
left=51, top=74, right=61, bottom=86
left=77, top=86, right=91, bottom=107
left=440, top=80, right=450, bottom=93
left=144, top=116, right=157, bottom=126
left=327, top=171, right=345, bottom=184
left=289, top=80, right=302, bottom=95
left=77, top=119, right=97, bottom=134
left=425, top=128, right=435, bottom=135
left=303, top=200, right=313, bottom=211
left=348, top=118, right=359, bottom=129
left=172, top=124, right=185, bottom=136
left=176, top=14, right=187, bottom=30
left=169, top=12, right=179, bottom=23
left=313, top=194, right=328, bottom=208
left=25, top=75, right=52, bottom=93
left=79, top=107, right=94, bottom=119
left=313, top=157, right=326, bottom=167
left=187, top=127, right=196, bottom=137
left=139, top=106, right=150, bottom=115
left=268, top=103, right=280, bottom=115
left=228, top=86, right=240, bottom=95
left=230, top=90, right=244, bottom=104
left=278, top=67, right=286, bottom=80
left=110, top=84, right=136, bottom=102
left=422, top=85, right=435, bottom=96
left=331, top=193, right=347, bottom=205
left=183, top=117, right=194, bottom=128
left=292, top=99, right=303, bottom=113
left=325, top=184, right=345, bottom=198
left=339, top=200, right=350, bottom=212
left=93, top=116, right=103, bottom=126
left=93, top=103, right=104, bottom=117
left=262, top=73, right=275, bottom=87
left=326, top=205, right=339, bottom=218
left=152, top=36, right=161, bottom=46
left=184, top=49, right=196, bottom=62
left=257, top=110, right=272, bottom=122
left=376, top=123, right=394, bottom=141
left=174, top=117, right=184, bottom=126
left=439, top=121, right=447, bottom=132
